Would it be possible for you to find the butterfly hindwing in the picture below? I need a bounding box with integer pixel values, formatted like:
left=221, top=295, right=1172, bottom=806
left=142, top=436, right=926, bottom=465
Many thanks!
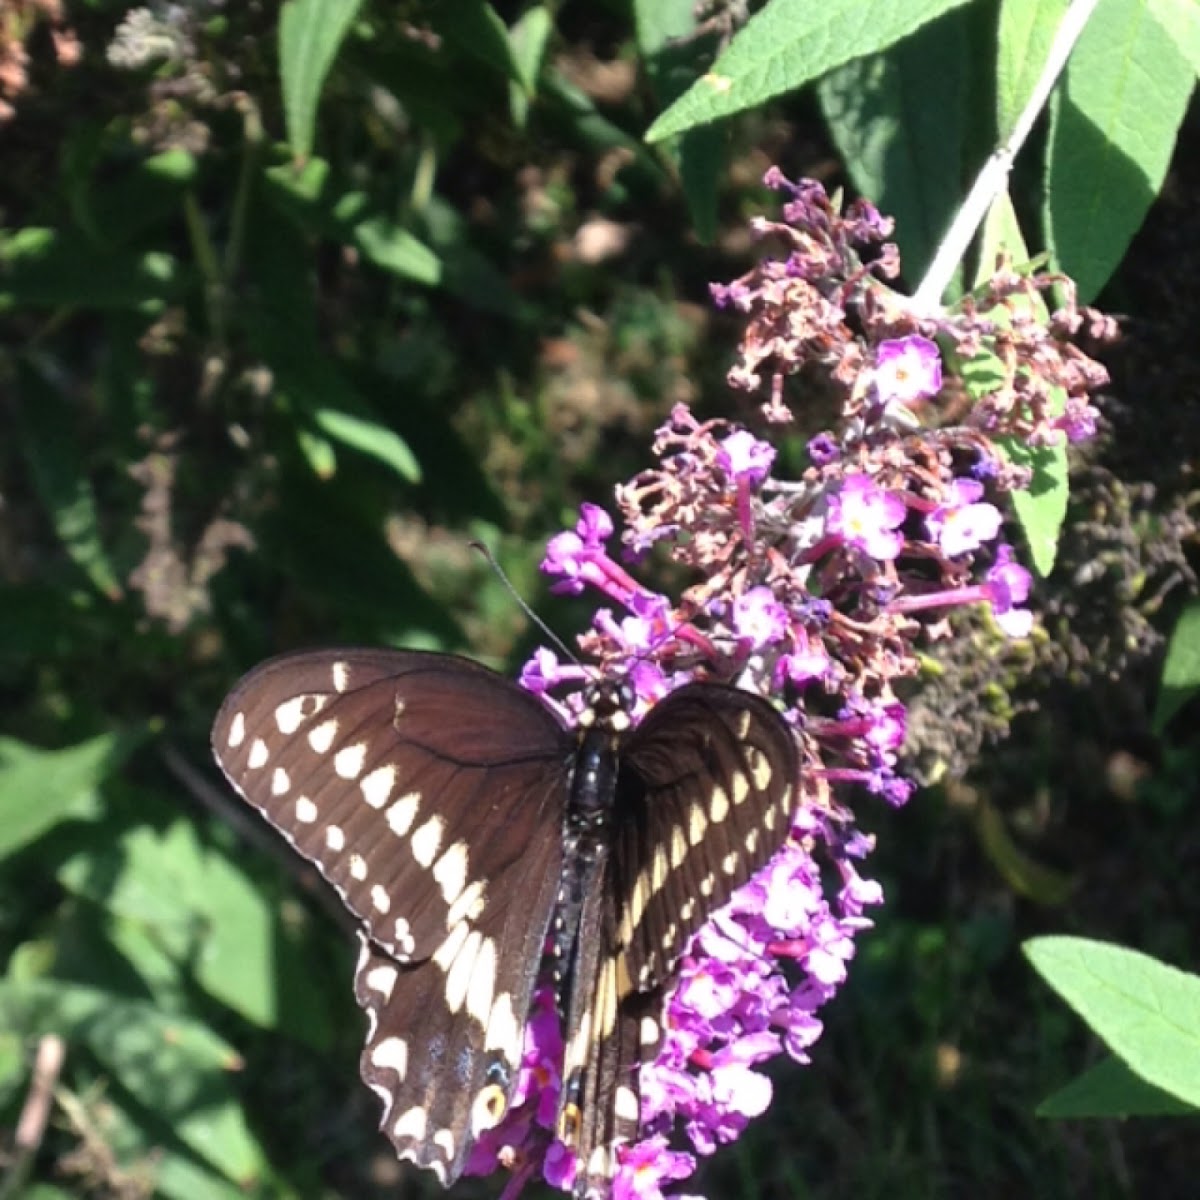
left=354, top=800, right=562, bottom=1185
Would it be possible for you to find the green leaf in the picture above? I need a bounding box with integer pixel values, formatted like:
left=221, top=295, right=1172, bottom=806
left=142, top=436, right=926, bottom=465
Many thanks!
left=431, top=0, right=521, bottom=82
left=636, top=0, right=726, bottom=241
left=977, top=797, right=1074, bottom=905
left=995, top=0, right=1071, bottom=140
left=312, top=407, right=421, bottom=483
left=1153, top=600, right=1200, bottom=734
left=352, top=215, right=443, bottom=284
left=1147, top=0, right=1200, bottom=75
left=1039, top=1054, right=1197, bottom=1118
left=0, top=734, right=121, bottom=859
left=279, top=0, right=364, bottom=160
left=1045, top=0, right=1196, bottom=302
left=58, top=822, right=282, bottom=1031
left=646, top=0, right=974, bottom=142
left=1025, top=936, right=1200, bottom=1108
left=974, top=191, right=1030, bottom=290
left=14, top=361, right=122, bottom=599
left=509, top=5, right=553, bottom=95
left=245, top=308, right=423, bottom=485
left=818, top=7, right=969, bottom=285
left=998, top=425, right=1068, bottom=578
left=0, top=979, right=265, bottom=1184
left=0, top=228, right=179, bottom=311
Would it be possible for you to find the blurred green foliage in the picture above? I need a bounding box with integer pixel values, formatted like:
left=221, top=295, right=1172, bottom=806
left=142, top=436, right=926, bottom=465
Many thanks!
left=1, top=2, right=1198, bottom=1199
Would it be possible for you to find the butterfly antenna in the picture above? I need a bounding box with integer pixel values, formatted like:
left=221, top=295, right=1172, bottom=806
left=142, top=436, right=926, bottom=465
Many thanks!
left=469, top=541, right=581, bottom=666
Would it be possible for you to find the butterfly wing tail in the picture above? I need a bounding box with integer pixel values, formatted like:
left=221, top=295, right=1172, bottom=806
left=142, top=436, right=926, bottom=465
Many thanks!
left=564, top=983, right=665, bottom=1198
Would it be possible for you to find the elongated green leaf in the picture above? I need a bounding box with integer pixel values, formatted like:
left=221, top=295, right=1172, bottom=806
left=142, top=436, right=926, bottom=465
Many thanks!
left=352, top=215, right=442, bottom=284
left=431, top=0, right=520, bottom=82
left=998, top=423, right=1068, bottom=578
left=1154, top=600, right=1200, bottom=733
left=0, top=979, right=264, bottom=1184
left=996, top=0, right=1071, bottom=140
left=0, top=734, right=120, bottom=859
left=279, top=0, right=364, bottom=159
left=1039, top=1054, right=1196, bottom=1118
left=1025, top=937, right=1200, bottom=1108
left=1045, top=0, right=1195, bottom=302
left=646, top=0, right=973, bottom=141
left=15, top=361, right=122, bottom=599
left=312, top=407, right=421, bottom=483
left=818, top=7, right=969, bottom=284
left=509, top=5, right=553, bottom=94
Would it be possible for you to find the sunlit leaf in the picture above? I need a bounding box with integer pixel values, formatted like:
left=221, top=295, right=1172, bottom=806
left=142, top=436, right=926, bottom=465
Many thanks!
left=279, top=0, right=364, bottom=159
left=1026, top=937, right=1200, bottom=1108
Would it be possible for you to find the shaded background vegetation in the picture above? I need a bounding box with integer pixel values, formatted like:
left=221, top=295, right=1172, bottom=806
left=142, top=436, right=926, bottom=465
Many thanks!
left=1, top=2, right=1198, bottom=1199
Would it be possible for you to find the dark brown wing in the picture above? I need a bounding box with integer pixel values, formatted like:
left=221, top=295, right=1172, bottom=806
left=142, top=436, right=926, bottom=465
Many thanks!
left=559, top=683, right=798, bottom=1197
left=613, top=682, right=798, bottom=989
left=211, top=648, right=570, bottom=1181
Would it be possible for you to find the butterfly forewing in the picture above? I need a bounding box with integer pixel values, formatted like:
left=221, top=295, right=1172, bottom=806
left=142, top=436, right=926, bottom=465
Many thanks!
left=212, top=649, right=569, bottom=962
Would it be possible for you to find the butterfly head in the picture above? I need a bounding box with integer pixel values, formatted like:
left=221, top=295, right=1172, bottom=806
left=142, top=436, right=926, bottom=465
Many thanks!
left=574, top=679, right=634, bottom=735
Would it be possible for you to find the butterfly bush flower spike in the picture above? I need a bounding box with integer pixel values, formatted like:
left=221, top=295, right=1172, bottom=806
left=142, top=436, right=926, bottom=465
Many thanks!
left=504, top=172, right=1114, bottom=1197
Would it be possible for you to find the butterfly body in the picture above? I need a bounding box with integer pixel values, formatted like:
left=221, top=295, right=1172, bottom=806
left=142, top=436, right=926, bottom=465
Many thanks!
left=212, top=648, right=797, bottom=1197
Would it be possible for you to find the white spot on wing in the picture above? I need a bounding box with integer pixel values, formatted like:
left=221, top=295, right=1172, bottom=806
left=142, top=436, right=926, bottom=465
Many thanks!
left=227, top=712, right=246, bottom=748
left=274, top=695, right=308, bottom=735
left=485, top=991, right=520, bottom=1063
left=386, top=792, right=419, bottom=835
left=747, top=745, right=772, bottom=788
left=271, top=767, right=290, bottom=796
left=332, top=660, right=351, bottom=693
left=433, top=1128, right=456, bottom=1160
left=295, top=796, right=318, bottom=823
left=444, top=929, right=481, bottom=1014
left=464, top=937, right=496, bottom=1024
left=687, top=804, right=708, bottom=846
left=615, top=1084, right=639, bottom=1122
left=722, top=850, right=738, bottom=875
left=334, top=743, right=367, bottom=780
left=308, top=718, right=338, bottom=755
left=349, top=853, right=367, bottom=881
left=247, top=738, right=269, bottom=770
left=392, top=1105, right=427, bottom=1143
left=432, top=841, right=469, bottom=904
left=371, top=1036, right=408, bottom=1077
left=411, top=815, right=444, bottom=867
left=731, top=771, right=750, bottom=805
left=360, top=764, right=396, bottom=809
left=325, top=824, right=345, bottom=851
left=371, top=883, right=391, bottom=914
left=710, top=784, right=730, bottom=823
left=433, top=921, right=471, bottom=971
left=365, top=963, right=398, bottom=999
left=446, top=878, right=486, bottom=926
left=670, top=826, right=687, bottom=867
left=392, top=917, right=416, bottom=957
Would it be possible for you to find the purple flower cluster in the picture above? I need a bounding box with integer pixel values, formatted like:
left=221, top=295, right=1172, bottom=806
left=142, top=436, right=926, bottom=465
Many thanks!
left=470, top=174, right=1113, bottom=1197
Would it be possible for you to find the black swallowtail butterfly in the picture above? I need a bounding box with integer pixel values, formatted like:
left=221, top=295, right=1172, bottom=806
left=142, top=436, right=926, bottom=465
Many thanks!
left=211, top=648, right=798, bottom=1197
